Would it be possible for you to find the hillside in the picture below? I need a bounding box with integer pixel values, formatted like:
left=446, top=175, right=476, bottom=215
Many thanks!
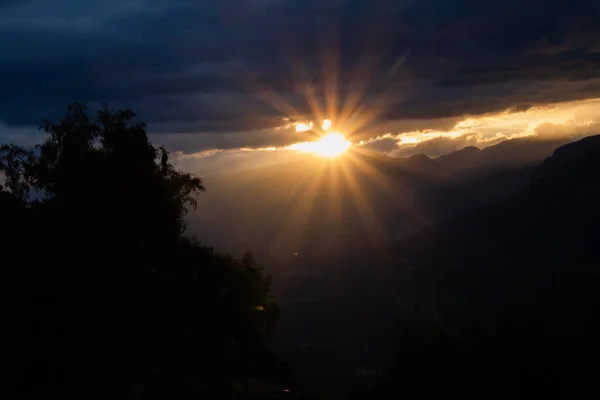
left=358, top=134, right=600, bottom=399
left=390, top=135, right=600, bottom=396
left=398, top=134, right=600, bottom=319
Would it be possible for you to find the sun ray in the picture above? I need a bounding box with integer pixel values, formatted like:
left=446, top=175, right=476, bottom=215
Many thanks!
left=345, top=152, right=396, bottom=195
left=343, top=78, right=413, bottom=135
left=343, top=148, right=415, bottom=208
left=247, top=159, right=318, bottom=231
left=338, top=61, right=375, bottom=131
left=338, top=48, right=390, bottom=134
left=325, top=162, right=344, bottom=245
left=232, top=67, right=302, bottom=121
left=321, top=29, right=340, bottom=131
left=338, top=158, right=386, bottom=248
left=265, top=161, right=328, bottom=258
left=304, top=85, right=326, bottom=130
left=349, top=147, right=437, bottom=219
left=271, top=28, right=328, bottom=125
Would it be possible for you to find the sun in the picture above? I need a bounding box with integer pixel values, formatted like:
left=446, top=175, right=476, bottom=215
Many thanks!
left=289, top=119, right=352, bottom=157
left=288, top=132, right=352, bottom=158
left=312, top=132, right=352, bottom=157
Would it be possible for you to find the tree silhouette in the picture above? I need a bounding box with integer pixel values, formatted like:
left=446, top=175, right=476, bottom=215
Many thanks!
left=0, top=104, right=292, bottom=399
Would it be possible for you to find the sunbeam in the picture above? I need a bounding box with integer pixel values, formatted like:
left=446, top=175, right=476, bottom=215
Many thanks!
left=264, top=161, right=329, bottom=258
left=338, top=158, right=387, bottom=248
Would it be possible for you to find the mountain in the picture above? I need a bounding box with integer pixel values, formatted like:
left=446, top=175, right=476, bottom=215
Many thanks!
left=185, top=136, right=574, bottom=397
left=435, top=145, right=483, bottom=177
left=401, top=137, right=573, bottom=218
left=397, top=134, right=600, bottom=314
left=392, top=134, right=600, bottom=396
left=401, top=137, right=571, bottom=181
left=362, top=134, right=600, bottom=398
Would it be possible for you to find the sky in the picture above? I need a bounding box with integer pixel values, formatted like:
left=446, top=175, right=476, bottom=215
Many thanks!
left=2, top=0, right=600, bottom=174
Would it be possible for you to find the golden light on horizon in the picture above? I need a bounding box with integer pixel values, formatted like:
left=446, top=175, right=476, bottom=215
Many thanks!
left=288, top=132, right=352, bottom=158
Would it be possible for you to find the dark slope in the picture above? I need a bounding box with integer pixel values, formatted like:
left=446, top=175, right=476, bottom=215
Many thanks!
left=393, top=136, right=600, bottom=396
left=370, top=135, right=600, bottom=398
left=406, top=137, right=572, bottom=220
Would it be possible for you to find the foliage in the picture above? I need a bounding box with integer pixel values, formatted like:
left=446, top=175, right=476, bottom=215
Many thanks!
left=0, top=104, right=291, bottom=398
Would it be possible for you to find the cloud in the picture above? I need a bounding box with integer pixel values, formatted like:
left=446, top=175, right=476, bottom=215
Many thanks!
left=506, top=104, right=533, bottom=113
left=2, top=0, right=600, bottom=150
left=361, top=98, right=600, bottom=157
left=360, top=137, right=398, bottom=153
left=149, top=122, right=307, bottom=152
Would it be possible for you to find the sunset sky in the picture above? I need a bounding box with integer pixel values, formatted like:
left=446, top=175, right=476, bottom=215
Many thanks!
left=2, top=0, right=600, bottom=173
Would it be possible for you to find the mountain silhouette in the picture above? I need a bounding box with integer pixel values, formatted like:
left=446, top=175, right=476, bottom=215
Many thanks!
left=400, top=137, right=570, bottom=181
left=388, top=134, right=600, bottom=398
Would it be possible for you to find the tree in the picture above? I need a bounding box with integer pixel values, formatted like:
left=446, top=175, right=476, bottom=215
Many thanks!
left=0, top=104, right=290, bottom=399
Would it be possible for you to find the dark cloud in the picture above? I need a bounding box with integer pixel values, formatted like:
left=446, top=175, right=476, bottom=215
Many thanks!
left=507, top=104, right=533, bottom=113
left=360, top=137, right=398, bottom=153
left=150, top=125, right=304, bottom=153
left=2, top=0, right=600, bottom=150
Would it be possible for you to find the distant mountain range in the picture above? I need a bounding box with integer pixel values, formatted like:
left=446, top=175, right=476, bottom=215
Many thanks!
left=382, top=134, right=600, bottom=398
left=397, top=134, right=600, bottom=328
left=188, top=136, right=572, bottom=262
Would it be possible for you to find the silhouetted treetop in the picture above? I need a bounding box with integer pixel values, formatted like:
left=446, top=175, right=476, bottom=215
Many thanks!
left=1, top=103, right=203, bottom=227
left=0, top=103, right=208, bottom=260
left=0, top=104, right=291, bottom=399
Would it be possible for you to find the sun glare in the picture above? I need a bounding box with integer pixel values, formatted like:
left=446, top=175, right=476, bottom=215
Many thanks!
left=288, top=132, right=352, bottom=158
left=296, top=122, right=313, bottom=132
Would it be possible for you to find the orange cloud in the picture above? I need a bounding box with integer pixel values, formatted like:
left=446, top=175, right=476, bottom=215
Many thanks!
left=360, top=98, right=600, bottom=157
